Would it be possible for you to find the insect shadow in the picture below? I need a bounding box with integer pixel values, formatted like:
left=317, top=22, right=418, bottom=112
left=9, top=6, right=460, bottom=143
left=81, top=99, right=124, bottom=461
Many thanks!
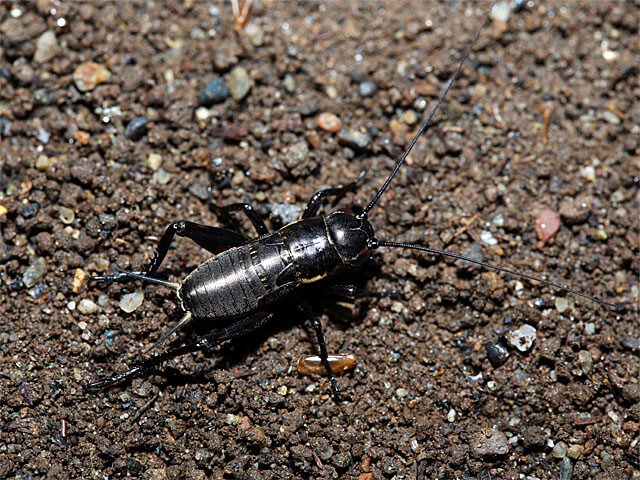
left=86, top=1, right=622, bottom=399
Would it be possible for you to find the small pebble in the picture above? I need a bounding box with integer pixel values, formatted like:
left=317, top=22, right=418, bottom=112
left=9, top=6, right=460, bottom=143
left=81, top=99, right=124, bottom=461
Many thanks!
left=325, top=85, right=338, bottom=99
left=78, top=299, right=97, bottom=315
left=195, top=107, right=211, bottom=121
left=555, top=297, right=569, bottom=313
left=147, top=153, right=162, bottom=171
left=490, top=1, right=511, bottom=22
left=359, top=81, right=377, bottom=97
left=567, top=444, right=583, bottom=459
left=37, top=127, right=51, bottom=143
left=577, top=350, right=593, bottom=375
left=124, top=116, right=149, bottom=140
left=584, top=323, right=596, bottom=335
left=227, top=66, right=251, bottom=100
left=559, top=194, right=592, bottom=224
left=447, top=408, right=456, bottom=422
left=535, top=209, right=561, bottom=243
left=580, top=165, right=596, bottom=182
left=28, top=284, right=48, bottom=299
left=485, top=339, right=510, bottom=366
left=34, top=30, right=58, bottom=63
left=35, top=155, right=52, bottom=170
left=622, top=383, right=640, bottom=402
left=282, top=74, right=296, bottom=93
left=32, top=87, right=55, bottom=106
left=402, top=109, right=417, bottom=125
left=506, top=324, right=537, bottom=352
left=337, top=129, right=371, bottom=150
left=73, top=62, right=111, bottom=92
left=553, top=441, right=568, bottom=458
left=277, top=385, right=287, bottom=396
left=601, top=110, right=621, bottom=125
left=317, top=112, right=342, bottom=133
left=22, top=203, right=40, bottom=218
left=156, top=168, right=175, bottom=185
left=231, top=170, right=245, bottom=186
left=268, top=203, right=303, bottom=225
left=225, top=414, right=242, bottom=425
left=74, top=130, right=90, bottom=145
left=244, top=22, right=264, bottom=46
left=120, top=291, right=144, bottom=313
left=59, top=206, right=75, bottom=224
left=471, top=428, right=509, bottom=458
left=23, top=258, right=46, bottom=288
left=559, top=457, right=573, bottom=480
left=97, top=294, right=109, bottom=307
left=72, top=268, right=88, bottom=293
left=78, top=321, right=87, bottom=330
left=0, top=205, right=7, bottom=217
left=396, top=388, right=408, bottom=399
left=67, top=301, right=76, bottom=311
left=481, top=230, right=498, bottom=246
left=200, top=77, right=229, bottom=106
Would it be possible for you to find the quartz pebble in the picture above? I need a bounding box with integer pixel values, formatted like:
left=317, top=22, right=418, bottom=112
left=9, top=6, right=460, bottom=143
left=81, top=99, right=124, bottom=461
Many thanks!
left=359, top=81, right=377, bottom=97
left=577, top=350, right=593, bottom=374
left=34, top=30, right=58, bottom=63
left=227, top=66, right=251, bottom=100
left=580, top=165, right=596, bottom=182
left=78, top=299, right=98, bottom=314
left=555, top=297, right=569, bottom=313
left=23, top=258, right=46, bottom=288
left=59, top=206, right=75, bottom=224
left=506, top=324, right=537, bottom=352
left=282, top=74, right=296, bottom=93
left=552, top=441, right=568, bottom=458
left=120, top=291, right=144, bottom=313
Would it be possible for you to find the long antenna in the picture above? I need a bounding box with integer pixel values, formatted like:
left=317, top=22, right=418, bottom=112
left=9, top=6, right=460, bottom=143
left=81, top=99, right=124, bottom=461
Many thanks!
left=370, top=240, right=621, bottom=310
left=359, top=0, right=497, bottom=219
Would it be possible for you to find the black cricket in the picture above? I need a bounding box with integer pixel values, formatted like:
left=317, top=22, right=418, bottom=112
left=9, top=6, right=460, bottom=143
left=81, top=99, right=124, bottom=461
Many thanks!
left=88, top=2, right=618, bottom=395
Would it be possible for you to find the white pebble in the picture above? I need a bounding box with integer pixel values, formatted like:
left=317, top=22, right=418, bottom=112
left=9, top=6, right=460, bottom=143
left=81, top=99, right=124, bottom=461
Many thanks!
left=447, top=408, right=456, bottom=422
left=195, top=107, right=211, bottom=120
left=146, top=153, right=162, bottom=171
left=77, top=299, right=98, bottom=314
left=580, top=165, right=596, bottom=182
left=506, top=324, right=537, bottom=352
left=481, top=230, right=498, bottom=245
left=490, top=1, right=511, bottom=22
left=120, top=291, right=144, bottom=313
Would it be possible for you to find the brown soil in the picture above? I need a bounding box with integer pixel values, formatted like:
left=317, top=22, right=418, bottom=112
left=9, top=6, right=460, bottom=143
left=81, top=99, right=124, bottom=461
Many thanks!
left=1, top=1, right=638, bottom=479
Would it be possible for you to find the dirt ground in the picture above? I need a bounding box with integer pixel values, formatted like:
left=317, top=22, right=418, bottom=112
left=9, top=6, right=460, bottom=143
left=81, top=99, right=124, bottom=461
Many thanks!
left=0, top=1, right=638, bottom=479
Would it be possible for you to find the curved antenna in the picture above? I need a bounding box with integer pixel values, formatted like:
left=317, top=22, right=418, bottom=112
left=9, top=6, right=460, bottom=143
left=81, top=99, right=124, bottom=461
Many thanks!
left=369, top=240, right=622, bottom=311
left=359, top=0, right=497, bottom=219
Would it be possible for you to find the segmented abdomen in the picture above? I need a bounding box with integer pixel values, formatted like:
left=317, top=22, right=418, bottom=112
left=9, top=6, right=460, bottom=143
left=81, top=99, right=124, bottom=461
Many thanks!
left=178, top=232, right=297, bottom=320
left=179, top=245, right=266, bottom=319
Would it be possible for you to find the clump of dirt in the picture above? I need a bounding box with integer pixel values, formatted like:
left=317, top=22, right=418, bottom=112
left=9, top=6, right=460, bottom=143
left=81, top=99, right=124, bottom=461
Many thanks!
left=0, top=2, right=638, bottom=479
